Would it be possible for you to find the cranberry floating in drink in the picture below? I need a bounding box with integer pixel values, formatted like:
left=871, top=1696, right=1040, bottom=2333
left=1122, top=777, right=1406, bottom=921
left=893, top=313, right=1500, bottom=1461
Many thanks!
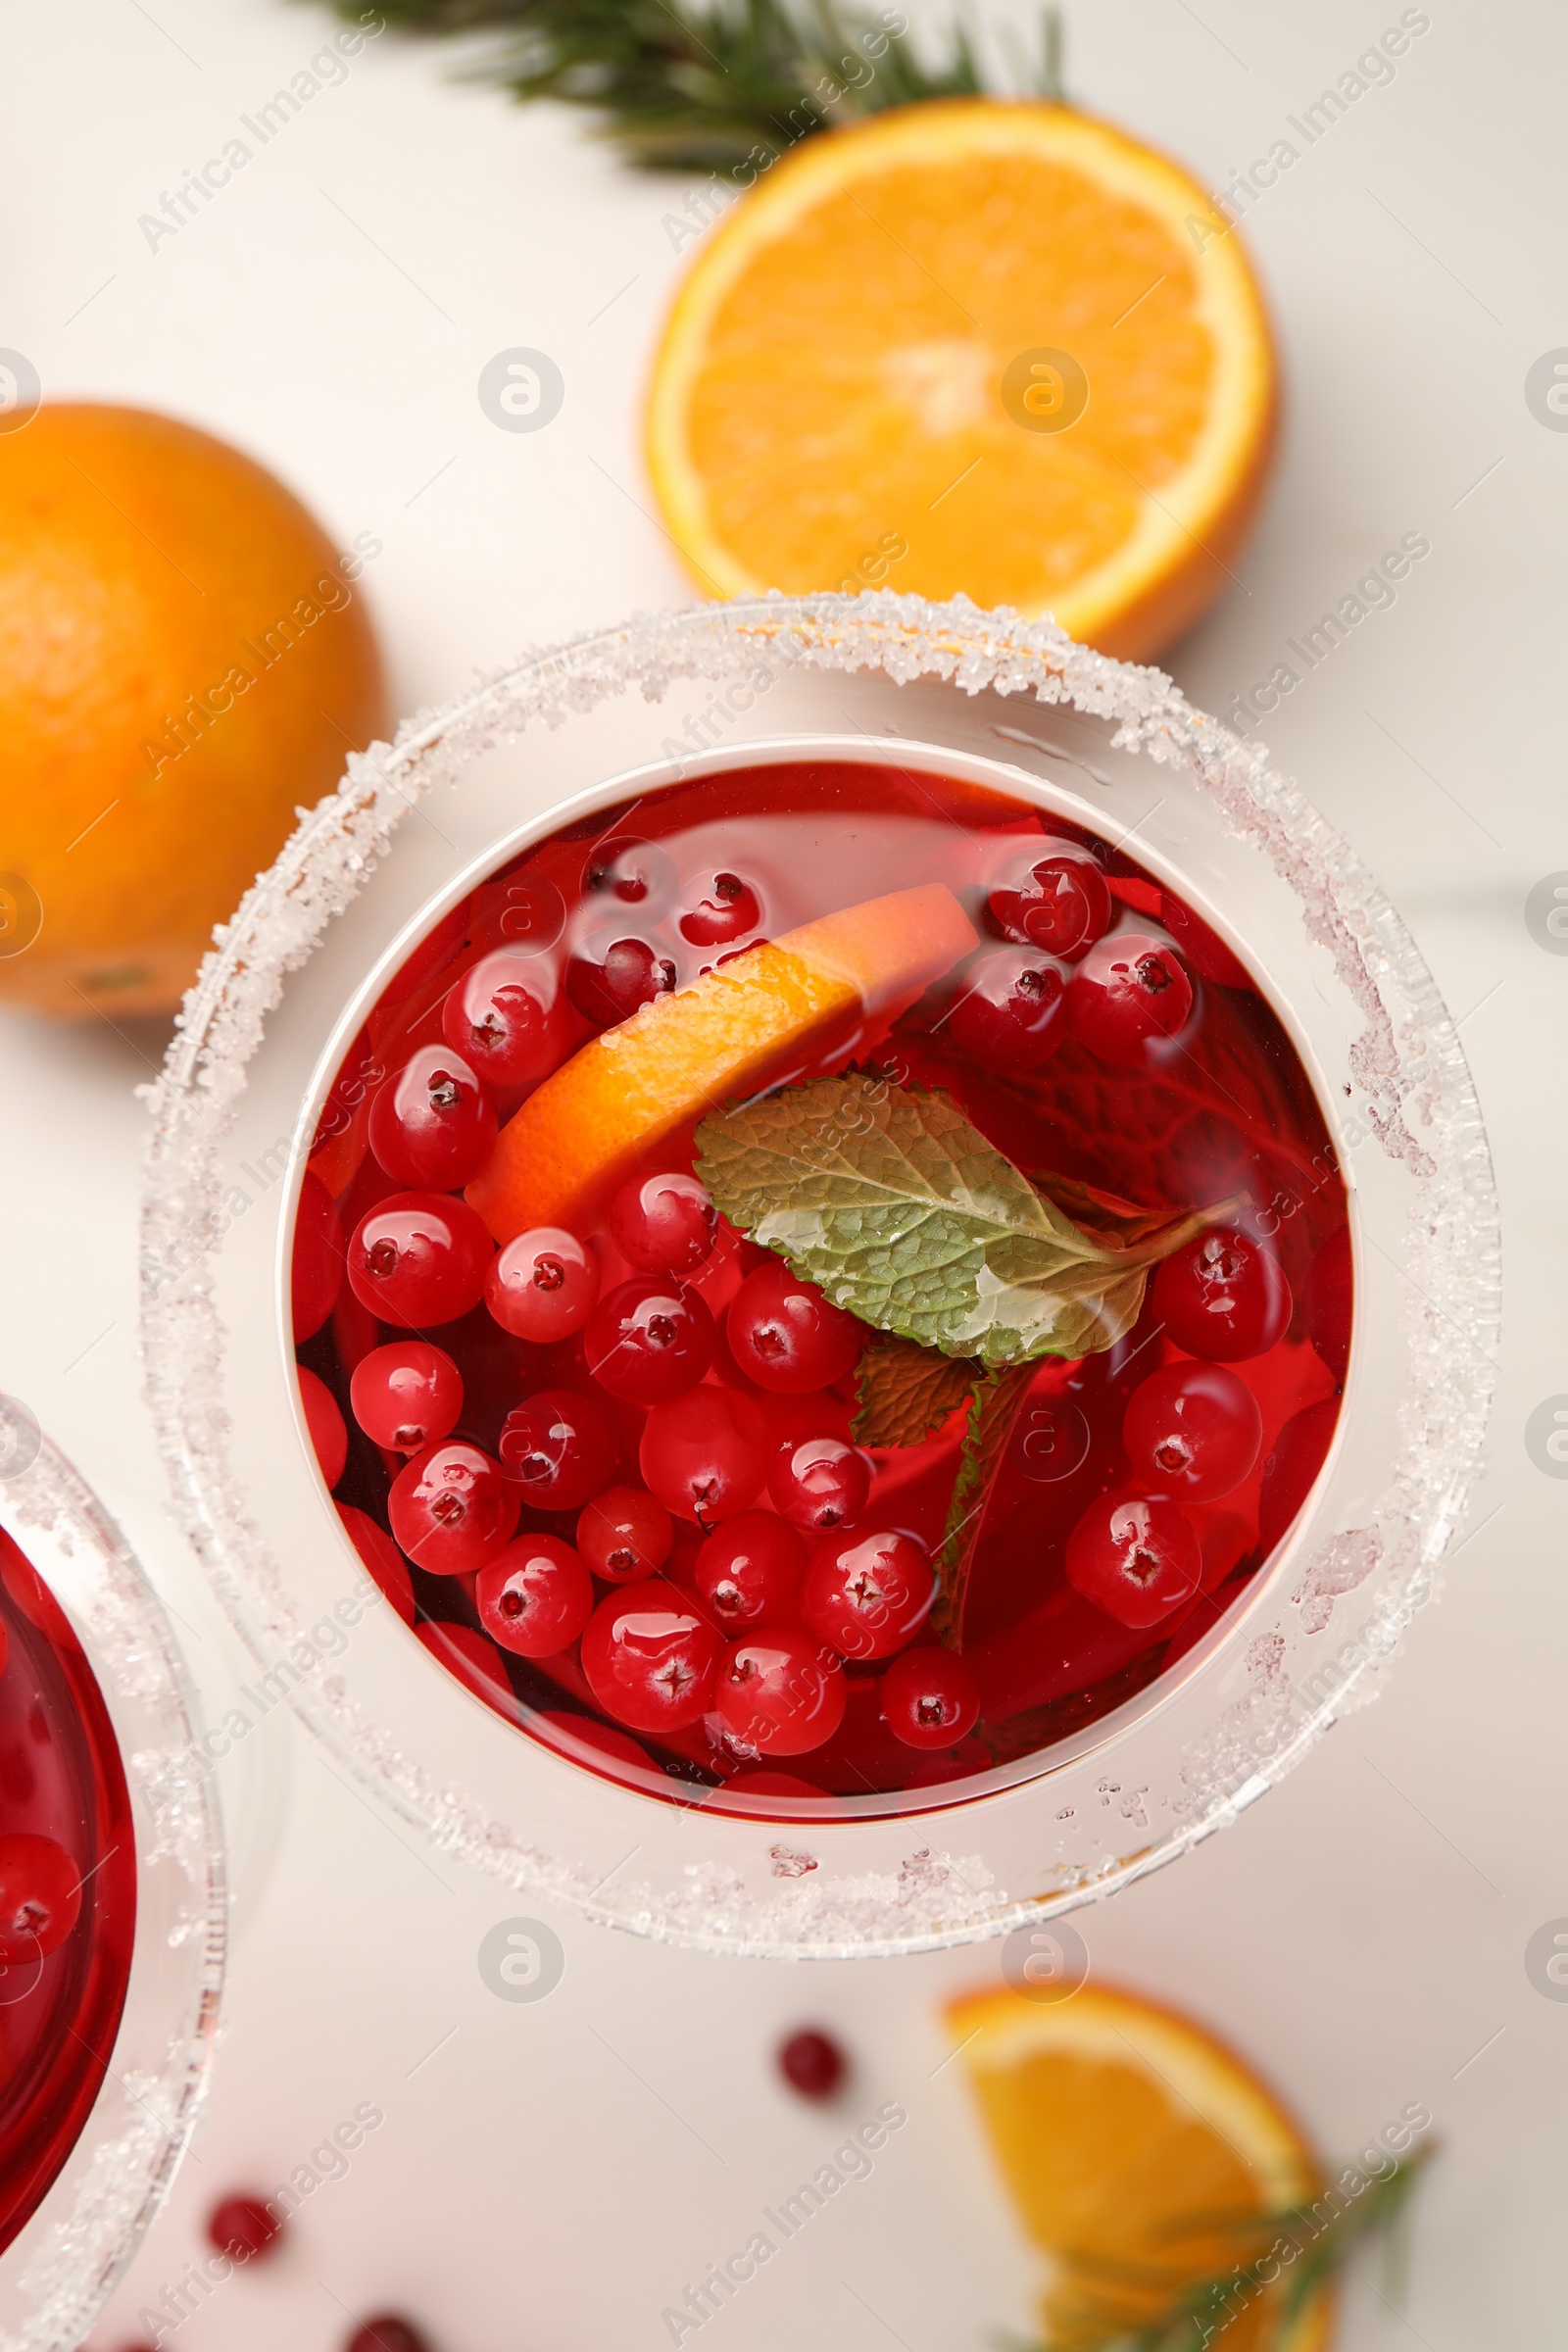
left=289, top=759, right=1357, bottom=1808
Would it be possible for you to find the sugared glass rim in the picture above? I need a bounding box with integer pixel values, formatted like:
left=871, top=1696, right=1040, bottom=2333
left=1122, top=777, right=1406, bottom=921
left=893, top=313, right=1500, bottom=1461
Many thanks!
left=139, top=592, right=1499, bottom=1956
left=0, top=1428, right=224, bottom=2352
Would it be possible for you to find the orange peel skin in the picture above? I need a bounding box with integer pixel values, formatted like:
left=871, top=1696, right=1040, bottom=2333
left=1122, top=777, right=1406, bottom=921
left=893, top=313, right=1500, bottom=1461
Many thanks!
left=466, top=882, right=978, bottom=1244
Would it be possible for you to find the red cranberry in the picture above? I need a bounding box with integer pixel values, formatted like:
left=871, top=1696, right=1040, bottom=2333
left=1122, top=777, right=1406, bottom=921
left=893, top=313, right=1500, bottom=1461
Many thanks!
left=1304, top=1224, right=1353, bottom=1385
left=694, top=1513, right=806, bottom=1627
left=610, top=1170, right=717, bottom=1274
left=948, top=948, right=1069, bottom=1071
left=0, top=1834, right=82, bottom=1960
left=585, top=1276, right=714, bottom=1404
left=988, top=841, right=1112, bottom=959
left=350, top=1341, right=463, bottom=1453
left=566, top=935, right=677, bottom=1028
left=726, top=1261, right=863, bottom=1394
left=778, top=2028, right=847, bottom=2100
left=206, top=2193, right=282, bottom=2263
left=640, top=1389, right=771, bottom=1527
left=347, top=2319, right=432, bottom=2352
left=576, top=1484, right=674, bottom=1583
left=368, top=1045, right=497, bottom=1189
left=388, top=1440, right=519, bottom=1574
left=580, top=1578, right=724, bottom=1733
left=1068, top=930, right=1194, bottom=1063
left=298, top=1364, right=348, bottom=1488
left=1152, top=1227, right=1292, bottom=1362
left=486, top=1226, right=599, bottom=1342
left=679, top=869, right=761, bottom=947
left=416, top=1620, right=514, bottom=1714
left=347, top=1192, right=492, bottom=1329
left=291, top=1169, right=344, bottom=1340
left=879, top=1647, right=981, bottom=1749
left=715, top=1627, right=847, bottom=1756
left=576, top=1485, right=674, bottom=1583
left=442, top=947, right=567, bottom=1087
left=768, top=1435, right=870, bottom=1532
left=1123, top=1362, right=1262, bottom=1501
left=335, top=1504, right=416, bottom=1625
left=476, top=1535, right=594, bottom=1656
left=585, top=835, right=676, bottom=906
left=498, top=1390, right=618, bottom=1512
left=800, top=1529, right=936, bottom=1660
left=1065, top=1494, right=1200, bottom=1628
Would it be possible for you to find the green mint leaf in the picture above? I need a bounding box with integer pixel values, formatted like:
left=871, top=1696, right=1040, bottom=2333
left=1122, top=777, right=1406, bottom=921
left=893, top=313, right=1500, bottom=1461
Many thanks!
left=696, top=1073, right=1221, bottom=1371
left=853, top=1336, right=981, bottom=1449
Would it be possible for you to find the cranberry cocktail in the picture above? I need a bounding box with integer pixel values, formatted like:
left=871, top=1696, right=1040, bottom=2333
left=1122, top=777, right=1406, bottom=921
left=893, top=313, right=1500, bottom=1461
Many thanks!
left=0, top=1531, right=135, bottom=2244
left=291, top=762, right=1349, bottom=1808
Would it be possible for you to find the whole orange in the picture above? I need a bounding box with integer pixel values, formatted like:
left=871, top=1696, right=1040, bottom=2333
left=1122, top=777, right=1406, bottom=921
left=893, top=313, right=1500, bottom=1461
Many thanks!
left=0, top=405, right=389, bottom=1018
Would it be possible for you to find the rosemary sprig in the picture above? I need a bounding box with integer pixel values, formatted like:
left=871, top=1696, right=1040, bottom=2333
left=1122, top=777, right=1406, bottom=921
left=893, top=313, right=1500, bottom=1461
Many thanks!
left=1013, top=2145, right=1436, bottom=2352
left=330, top=0, right=1063, bottom=171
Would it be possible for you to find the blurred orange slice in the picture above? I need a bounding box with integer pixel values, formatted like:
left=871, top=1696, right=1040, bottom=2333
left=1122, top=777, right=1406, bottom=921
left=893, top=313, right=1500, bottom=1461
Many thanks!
left=948, top=1980, right=1330, bottom=2350
left=647, top=100, right=1277, bottom=660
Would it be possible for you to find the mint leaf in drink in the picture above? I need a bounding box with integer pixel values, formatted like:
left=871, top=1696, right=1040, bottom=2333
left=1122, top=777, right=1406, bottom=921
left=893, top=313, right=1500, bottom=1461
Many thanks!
left=853, top=1336, right=982, bottom=1449
left=696, top=1073, right=1222, bottom=1370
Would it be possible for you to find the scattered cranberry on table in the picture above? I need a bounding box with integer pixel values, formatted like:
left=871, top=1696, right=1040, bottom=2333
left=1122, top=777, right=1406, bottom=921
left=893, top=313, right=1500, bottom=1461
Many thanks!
left=346, top=2318, right=432, bottom=2352
left=205, top=2192, right=283, bottom=2262
left=778, top=2027, right=848, bottom=2100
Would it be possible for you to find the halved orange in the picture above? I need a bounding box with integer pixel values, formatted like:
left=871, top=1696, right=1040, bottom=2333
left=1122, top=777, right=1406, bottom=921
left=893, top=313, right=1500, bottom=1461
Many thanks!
left=647, top=101, right=1277, bottom=660
left=948, top=1980, right=1331, bottom=2350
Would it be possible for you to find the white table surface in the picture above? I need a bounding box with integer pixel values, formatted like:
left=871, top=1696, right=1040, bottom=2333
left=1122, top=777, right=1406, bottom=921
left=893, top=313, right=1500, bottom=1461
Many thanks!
left=3, top=2, right=1562, bottom=2346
